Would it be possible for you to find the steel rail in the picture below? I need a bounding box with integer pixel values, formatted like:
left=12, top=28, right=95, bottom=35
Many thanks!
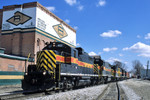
left=96, top=84, right=110, bottom=100
left=116, top=82, right=120, bottom=100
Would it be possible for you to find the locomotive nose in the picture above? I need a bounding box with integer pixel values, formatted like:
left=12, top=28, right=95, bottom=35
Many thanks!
left=36, top=50, right=56, bottom=76
left=31, top=79, right=37, bottom=84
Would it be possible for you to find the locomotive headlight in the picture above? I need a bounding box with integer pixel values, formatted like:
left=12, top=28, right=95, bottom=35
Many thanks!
left=25, top=72, right=28, bottom=75
left=43, top=71, right=46, bottom=75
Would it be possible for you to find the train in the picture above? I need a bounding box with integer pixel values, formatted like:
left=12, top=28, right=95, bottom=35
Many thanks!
left=22, top=42, right=129, bottom=91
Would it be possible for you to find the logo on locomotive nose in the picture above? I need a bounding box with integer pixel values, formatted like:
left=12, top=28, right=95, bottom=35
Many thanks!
left=7, top=11, right=32, bottom=26
left=53, top=24, right=68, bottom=39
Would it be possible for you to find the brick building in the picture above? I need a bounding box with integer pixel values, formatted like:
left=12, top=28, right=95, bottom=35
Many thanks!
left=0, top=2, right=76, bottom=58
left=0, top=2, right=76, bottom=85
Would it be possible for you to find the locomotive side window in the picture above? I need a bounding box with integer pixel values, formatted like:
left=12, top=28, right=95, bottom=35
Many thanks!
left=48, top=44, right=52, bottom=48
left=57, top=44, right=63, bottom=47
left=53, top=42, right=56, bottom=47
left=96, top=59, right=99, bottom=62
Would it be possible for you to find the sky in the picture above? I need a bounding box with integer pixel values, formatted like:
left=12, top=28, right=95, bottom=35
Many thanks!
left=1, top=0, right=150, bottom=71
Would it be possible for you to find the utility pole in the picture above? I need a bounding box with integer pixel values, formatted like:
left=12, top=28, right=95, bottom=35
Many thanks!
left=146, top=60, right=149, bottom=77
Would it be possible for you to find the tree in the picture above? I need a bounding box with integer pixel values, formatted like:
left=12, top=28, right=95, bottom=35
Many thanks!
left=113, top=61, right=127, bottom=70
left=132, top=60, right=144, bottom=76
left=121, top=63, right=127, bottom=70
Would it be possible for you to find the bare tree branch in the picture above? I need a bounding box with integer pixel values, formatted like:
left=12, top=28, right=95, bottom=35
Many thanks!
left=113, top=61, right=127, bottom=70
left=132, top=60, right=144, bottom=76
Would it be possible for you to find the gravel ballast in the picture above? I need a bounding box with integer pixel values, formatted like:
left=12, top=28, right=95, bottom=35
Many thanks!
left=28, top=84, right=108, bottom=100
left=119, top=81, right=141, bottom=100
left=0, top=84, right=22, bottom=95
left=1, top=79, right=150, bottom=100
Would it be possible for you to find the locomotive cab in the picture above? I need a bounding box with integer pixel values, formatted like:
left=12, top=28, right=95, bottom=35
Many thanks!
left=44, top=42, right=78, bottom=62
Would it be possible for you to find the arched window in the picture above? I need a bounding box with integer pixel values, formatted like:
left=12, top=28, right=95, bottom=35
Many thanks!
left=37, top=38, right=40, bottom=51
left=37, top=38, right=40, bottom=46
left=42, top=40, right=45, bottom=47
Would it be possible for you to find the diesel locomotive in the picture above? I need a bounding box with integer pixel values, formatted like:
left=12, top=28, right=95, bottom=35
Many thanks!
left=22, top=42, right=128, bottom=91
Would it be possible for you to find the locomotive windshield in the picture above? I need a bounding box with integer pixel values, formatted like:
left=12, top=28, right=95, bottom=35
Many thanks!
left=43, top=42, right=74, bottom=56
left=43, top=42, right=66, bottom=50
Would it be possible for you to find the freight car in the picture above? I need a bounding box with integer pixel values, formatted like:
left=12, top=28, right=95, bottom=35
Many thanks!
left=22, top=42, right=127, bottom=91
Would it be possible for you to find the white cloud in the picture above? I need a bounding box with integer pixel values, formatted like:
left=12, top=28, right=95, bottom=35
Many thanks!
left=106, top=57, right=122, bottom=63
left=64, top=19, right=70, bottom=24
left=65, top=0, right=77, bottom=6
left=46, top=6, right=55, bottom=12
left=76, top=43, right=81, bottom=47
left=137, top=35, right=141, bottom=38
left=122, top=47, right=129, bottom=51
left=124, top=62, right=128, bottom=64
left=106, top=57, right=128, bottom=65
left=123, top=42, right=150, bottom=57
left=145, top=33, right=150, bottom=39
left=103, top=47, right=118, bottom=52
left=65, top=0, right=84, bottom=11
left=88, top=52, right=97, bottom=56
left=78, top=5, right=84, bottom=11
left=138, top=53, right=150, bottom=57
left=100, top=30, right=122, bottom=38
left=73, top=26, right=78, bottom=30
left=97, top=0, right=106, bottom=7
left=98, top=52, right=102, bottom=55
left=119, top=53, right=123, bottom=57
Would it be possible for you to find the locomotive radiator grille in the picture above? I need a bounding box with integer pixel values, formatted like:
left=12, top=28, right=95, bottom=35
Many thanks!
left=36, top=50, right=56, bottom=78
left=94, top=64, right=101, bottom=78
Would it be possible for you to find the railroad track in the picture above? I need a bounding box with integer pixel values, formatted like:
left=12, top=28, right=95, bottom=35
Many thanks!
left=0, top=82, right=127, bottom=100
left=97, top=82, right=127, bottom=100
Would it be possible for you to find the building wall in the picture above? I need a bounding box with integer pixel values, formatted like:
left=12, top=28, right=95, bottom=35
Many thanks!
left=0, top=57, right=26, bottom=72
left=140, top=69, right=150, bottom=79
left=0, top=9, right=3, bottom=47
left=36, top=7, right=76, bottom=46
left=21, top=32, right=35, bottom=57
left=1, top=34, right=13, bottom=54
left=35, top=32, right=54, bottom=52
left=0, top=9, right=2, bottom=31
left=1, top=30, right=35, bottom=57
left=0, top=54, right=33, bottom=85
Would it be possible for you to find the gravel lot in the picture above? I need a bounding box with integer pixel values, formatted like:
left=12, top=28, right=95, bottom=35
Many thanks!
left=28, top=84, right=108, bottom=100
left=0, top=84, right=22, bottom=95
left=119, top=79, right=150, bottom=100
